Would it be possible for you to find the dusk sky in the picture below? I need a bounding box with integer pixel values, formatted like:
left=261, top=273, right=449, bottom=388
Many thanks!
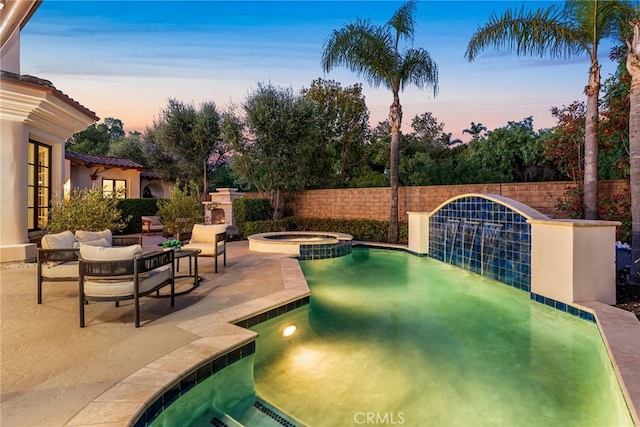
left=20, top=0, right=620, bottom=141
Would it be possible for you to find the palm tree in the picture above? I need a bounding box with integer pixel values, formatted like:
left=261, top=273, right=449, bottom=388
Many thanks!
left=626, top=19, right=640, bottom=285
left=322, top=0, right=438, bottom=243
left=466, top=0, right=635, bottom=220
left=462, top=122, right=487, bottom=139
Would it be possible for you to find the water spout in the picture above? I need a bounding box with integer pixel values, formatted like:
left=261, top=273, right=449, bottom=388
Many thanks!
left=445, top=220, right=460, bottom=264
left=462, top=221, right=480, bottom=270
left=481, top=223, right=503, bottom=275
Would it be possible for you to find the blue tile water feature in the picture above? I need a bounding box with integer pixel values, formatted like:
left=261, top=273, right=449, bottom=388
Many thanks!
left=429, top=195, right=532, bottom=291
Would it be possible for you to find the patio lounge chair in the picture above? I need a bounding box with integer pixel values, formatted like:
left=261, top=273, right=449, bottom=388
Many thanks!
left=37, top=230, right=142, bottom=303
left=141, top=216, right=165, bottom=236
left=78, top=245, right=175, bottom=328
left=178, top=224, right=227, bottom=273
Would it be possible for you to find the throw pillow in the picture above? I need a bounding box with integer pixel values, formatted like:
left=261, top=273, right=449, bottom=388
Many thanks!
left=75, top=229, right=113, bottom=246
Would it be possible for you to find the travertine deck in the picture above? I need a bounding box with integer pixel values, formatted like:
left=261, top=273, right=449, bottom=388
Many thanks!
left=1, top=237, right=638, bottom=426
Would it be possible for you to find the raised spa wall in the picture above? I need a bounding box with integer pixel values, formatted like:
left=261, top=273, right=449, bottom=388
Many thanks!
left=408, top=193, right=620, bottom=307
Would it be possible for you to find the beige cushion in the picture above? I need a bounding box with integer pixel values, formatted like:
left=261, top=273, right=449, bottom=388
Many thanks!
left=75, top=229, right=113, bottom=246
left=41, top=261, right=79, bottom=278
left=183, top=242, right=225, bottom=257
left=80, top=244, right=143, bottom=261
left=190, top=224, right=227, bottom=243
left=83, top=266, right=171, bottom=297
left=41, top=231, right=76, bottom=249
left=78, top=237, right=111, bottom=247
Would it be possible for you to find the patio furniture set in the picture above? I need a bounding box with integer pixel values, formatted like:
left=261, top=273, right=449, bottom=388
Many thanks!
left=36, top=224, right=227, bottom=327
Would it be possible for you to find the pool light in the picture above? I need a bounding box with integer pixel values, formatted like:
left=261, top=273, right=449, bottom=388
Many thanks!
left=282, top=325, right=297, bottom=337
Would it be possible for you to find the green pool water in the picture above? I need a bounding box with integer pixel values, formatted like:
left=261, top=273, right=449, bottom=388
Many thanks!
left=251, top=247, right=633, bottom=426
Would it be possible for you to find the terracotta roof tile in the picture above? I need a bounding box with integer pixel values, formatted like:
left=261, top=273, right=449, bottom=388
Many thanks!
left=1, top=71, right=98, bottom=120
left=65, top=151, right=144, bottom=169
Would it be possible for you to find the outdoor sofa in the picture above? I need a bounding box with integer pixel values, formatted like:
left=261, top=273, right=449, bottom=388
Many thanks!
left=178, top=224, right=227, bottom=273
left=36, top=229, right=142, bottom=304
left=78, top=244, right=175, bottom=328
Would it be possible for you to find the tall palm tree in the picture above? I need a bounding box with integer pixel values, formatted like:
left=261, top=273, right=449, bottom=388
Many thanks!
left=462, top=122, right=487, bottom=139
left=627, top=19, right=640, bottom=285
left=322, top=0, right=438, bottom=242
left=466, top=0, right=635, bottom=220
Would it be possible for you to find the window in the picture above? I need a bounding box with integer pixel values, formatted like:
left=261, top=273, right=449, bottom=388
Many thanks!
left=28, top=141, right=52, bottom=231
left=102, top=179, right=126, bottom=198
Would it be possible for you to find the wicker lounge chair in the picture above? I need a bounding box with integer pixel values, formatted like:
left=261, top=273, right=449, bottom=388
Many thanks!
left=78, top=245, right=175, bottom=328
left=178, top=224, right=227, bottom=273
left=37, top=230, right=142, bottom=304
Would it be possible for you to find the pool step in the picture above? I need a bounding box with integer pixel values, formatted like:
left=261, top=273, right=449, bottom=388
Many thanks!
left=211, top=398, right=306, bottom=427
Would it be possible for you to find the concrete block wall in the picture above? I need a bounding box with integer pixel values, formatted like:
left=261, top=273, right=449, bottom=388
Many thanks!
left=245, top=180, right=629, bottom=221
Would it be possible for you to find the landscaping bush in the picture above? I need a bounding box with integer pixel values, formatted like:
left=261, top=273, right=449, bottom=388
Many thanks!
left=233, top=198, right=272, bottom=238
left=47, top=187, right=129, bottom=233
left=117, top=198, right=161, bottom=235
left=157, top=182, right=203, bottom=236
left=556, top=184, right=631, bottom=243
left=241, top=216, right=408, bottom=244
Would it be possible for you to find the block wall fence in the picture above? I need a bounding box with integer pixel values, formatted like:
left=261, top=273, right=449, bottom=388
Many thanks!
left=245, top=180, right=628, bottom=221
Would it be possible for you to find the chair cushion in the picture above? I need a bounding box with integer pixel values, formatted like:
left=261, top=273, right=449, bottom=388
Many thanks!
left=41, top=261, right=79, bottom=278
left=182, top=242, right=225, bottom=257
left=83, top=266, right=171, bottom=297
left=190, top=224, right=227, bottom=243
left=80, top=244, right=143, bottom=261
left=75, top=229, right=113, bottom=246
left=78, top=237, right=111, bottom=247
left=41, top=231, right=76, bottom=250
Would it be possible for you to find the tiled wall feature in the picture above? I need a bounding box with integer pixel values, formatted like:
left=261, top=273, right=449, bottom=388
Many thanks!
left=530, top=293, right=596, bottom=323
left=429, top=196, right=531, bottom=291
left=133, top=341, right=256, bottom=427
left=299, top=241, right=352, bottom=260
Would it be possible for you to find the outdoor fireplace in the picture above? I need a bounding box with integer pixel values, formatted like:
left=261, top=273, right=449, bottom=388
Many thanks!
left=204, top=188, right=244, bottom=235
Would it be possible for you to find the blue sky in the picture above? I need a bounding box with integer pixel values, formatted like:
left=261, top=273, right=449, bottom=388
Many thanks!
left=20, top=0, right=620, bottom=141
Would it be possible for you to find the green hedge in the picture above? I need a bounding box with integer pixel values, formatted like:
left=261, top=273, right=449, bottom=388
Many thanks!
left=233, top=198, right=272, bottom=238
left=242, top=217, right=408, bottom=244
left=117, top=198, right=162, bottom=235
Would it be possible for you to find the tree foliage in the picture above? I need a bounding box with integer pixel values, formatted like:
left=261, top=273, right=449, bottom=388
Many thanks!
left=231, top=82, right=322, bottom=218
left=302, top=78, right=370, bottom=187
left=47, top=187, right=129, bottom=233
left=322, top=0, right=439, bottom=242
left=466, top=0, right=636, bottom=220
left=144, top=99, right=225, bottom=196
left=67, top=117, right=125, bottom=155
left=156, top=181, right=203, bottom=236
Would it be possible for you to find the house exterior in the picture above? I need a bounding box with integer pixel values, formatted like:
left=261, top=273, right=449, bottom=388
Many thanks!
left=1, top=0, right=99, bottom=262
left=65, top=151, right=173, bottom=199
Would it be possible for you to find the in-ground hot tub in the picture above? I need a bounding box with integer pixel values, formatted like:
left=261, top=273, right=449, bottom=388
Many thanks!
left=248, top=231, right=353, bottom=260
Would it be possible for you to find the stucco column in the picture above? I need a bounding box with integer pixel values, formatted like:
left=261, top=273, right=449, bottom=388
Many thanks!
left=529, top=219, right=619, bottom=305
left=407, top=211, right=430, bottom=255
left=0, top=119, right=35, bottom=261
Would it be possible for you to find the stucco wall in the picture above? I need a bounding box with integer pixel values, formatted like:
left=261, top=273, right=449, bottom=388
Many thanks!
left=247, top=180, right=629, bottom=221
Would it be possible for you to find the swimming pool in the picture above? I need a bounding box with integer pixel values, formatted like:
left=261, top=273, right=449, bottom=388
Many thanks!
left=148, top=247, right=633, bottom=426
left=251, top=248, right=633, bottom=426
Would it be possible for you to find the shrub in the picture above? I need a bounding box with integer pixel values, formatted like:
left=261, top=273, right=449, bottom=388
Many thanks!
left=233, top=198, right=272, bottom=238
left=157, top=182, right=203, bottom=236
left=555, top=184, right=631, bottom=243
left=241, top=216, right=408, bottom=244
left=47, top=187, right=129, bottom=233
left=599, top=186, right=631, bottom=243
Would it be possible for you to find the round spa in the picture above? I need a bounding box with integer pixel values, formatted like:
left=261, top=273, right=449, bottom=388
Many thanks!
left=248, top=231, right=353, bottom=260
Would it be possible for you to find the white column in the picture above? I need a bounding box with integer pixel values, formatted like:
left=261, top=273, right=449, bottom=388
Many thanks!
left=0, top=119, right=35, bottom=261
left=530, top=219, right=618, bottom=305
left=407, top=211, right=430, bottom=255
